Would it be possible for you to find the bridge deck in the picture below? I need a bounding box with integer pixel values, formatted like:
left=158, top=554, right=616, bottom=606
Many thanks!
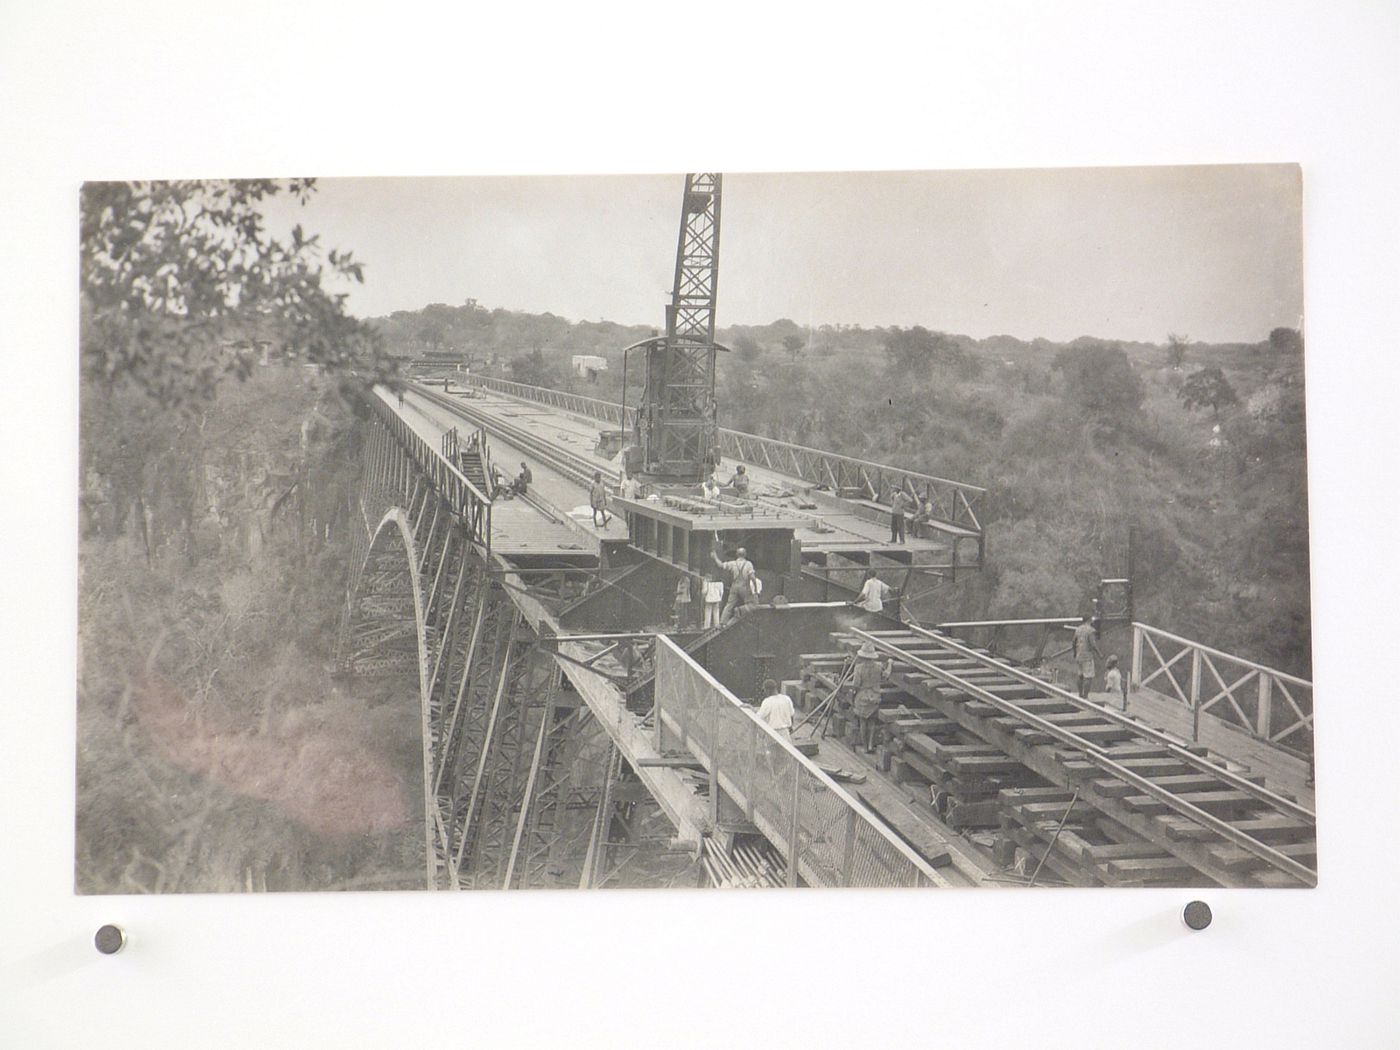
left=424, top=383, right=956, bottom=558
left=395, top=388, right=630, bottom=555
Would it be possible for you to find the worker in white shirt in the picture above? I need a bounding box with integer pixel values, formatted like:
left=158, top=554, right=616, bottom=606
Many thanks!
left=756, top=679, right=795, bottom=743
left=701, top=573, right=724, bottom=629
left=850, top=568, right=896, bottom=613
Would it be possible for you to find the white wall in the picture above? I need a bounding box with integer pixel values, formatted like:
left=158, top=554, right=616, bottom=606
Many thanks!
left=2, top=3, right=1398, bottom=1047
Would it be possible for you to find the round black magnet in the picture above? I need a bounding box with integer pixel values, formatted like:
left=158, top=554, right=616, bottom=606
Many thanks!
left=1182, top=900, right=1212, bottom=931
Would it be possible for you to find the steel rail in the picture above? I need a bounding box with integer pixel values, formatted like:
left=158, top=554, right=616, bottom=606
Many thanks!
left=414, top=383, right=619, bottom=490
left=850, top=627, right=1316, bottom=886
left=901, top=623, right=1315, bottom=824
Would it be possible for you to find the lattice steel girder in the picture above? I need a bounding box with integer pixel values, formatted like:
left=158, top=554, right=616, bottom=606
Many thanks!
left=454, top=615, right=537, bottom=882
left=516, top=700, right=594, bottom=888
left=439, top=586, right=517, bottom=878
left=473, top=644, right=560, bottom=885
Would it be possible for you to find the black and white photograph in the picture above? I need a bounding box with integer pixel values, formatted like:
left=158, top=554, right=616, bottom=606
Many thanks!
left=9, top=3, right=1400, bottom=1048
left=76, top=166, right=1315, bottom=893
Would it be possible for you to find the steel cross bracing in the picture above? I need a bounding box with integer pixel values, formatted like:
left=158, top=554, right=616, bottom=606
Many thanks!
left=846, top=625, right=1316, bottom=886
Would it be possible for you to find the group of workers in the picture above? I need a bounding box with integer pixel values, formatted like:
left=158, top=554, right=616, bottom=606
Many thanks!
left=489, top=461, right=533, bottom=500
left=1072, top=613, right=1123, bottom=700
left=889, top=489, right=939, bottom=544
left=749, top=617, right=1127, bottom=772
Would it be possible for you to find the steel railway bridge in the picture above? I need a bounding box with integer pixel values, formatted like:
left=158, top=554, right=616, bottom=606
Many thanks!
left=336, top=377, right=1317, bottom=890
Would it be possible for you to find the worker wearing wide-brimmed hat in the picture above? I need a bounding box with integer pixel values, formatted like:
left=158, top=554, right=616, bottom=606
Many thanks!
left=848, top=641, right=893, bottom=754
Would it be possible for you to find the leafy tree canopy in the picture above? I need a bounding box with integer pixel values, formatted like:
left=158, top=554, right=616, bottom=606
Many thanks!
left=80, top=179, right=388, bottom=408
left=1268, top=326, right=1304, bottom=354
left=883, top=325, right=980, bottom=378
left=1166, top=331, right=1190, bottom=369
left=1051, top=342, right=1145, bottom=418
left=1177, top=366, right=1240, bottom=418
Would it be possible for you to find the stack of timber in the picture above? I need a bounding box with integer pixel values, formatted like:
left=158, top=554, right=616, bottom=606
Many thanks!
left=994, top=787, right=1211, bottom=887
left=890, top=731, right=1052, bottom=829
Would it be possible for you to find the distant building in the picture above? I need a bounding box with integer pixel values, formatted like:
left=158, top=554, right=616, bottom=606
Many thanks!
left=572, top=354, right=608, bottom=381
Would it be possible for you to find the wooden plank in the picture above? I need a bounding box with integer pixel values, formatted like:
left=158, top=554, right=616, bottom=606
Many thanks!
left=1123, top=790, right=1259, bottom=816
left=851, top=784, right=954, bottom=868
left=1163, top=813, right=1316, bottom=844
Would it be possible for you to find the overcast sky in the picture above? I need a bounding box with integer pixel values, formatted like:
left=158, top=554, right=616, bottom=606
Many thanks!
left=260, top=166, right=1302, bottom=344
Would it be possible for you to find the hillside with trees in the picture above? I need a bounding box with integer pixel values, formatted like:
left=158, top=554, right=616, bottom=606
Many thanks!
left=77, top=181, right=417, bottom=892
left=375, top=301, right=1311, bottom=676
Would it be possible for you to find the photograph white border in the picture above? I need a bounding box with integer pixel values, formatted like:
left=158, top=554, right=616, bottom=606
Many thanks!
left=2, top=3, right=1397, bottom=1046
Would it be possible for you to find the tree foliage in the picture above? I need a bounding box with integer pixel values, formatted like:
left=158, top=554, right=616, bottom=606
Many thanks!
left=732, top=334, right=761, bottom=363
left=1268, top=326, right=1304, bottom=354
left=781, top=333, right=806, bottom=359
left=1166, top=332, right=1190, bottom=369
left=883, top=325, right=981, bottom=379
left=1177, top=366, right=1239, bottom=418
left=1051, top=342, right=1145, bottom=418
left=80, top=179, right=388, bottom=408
left=508, top=347, right=561, bottom=387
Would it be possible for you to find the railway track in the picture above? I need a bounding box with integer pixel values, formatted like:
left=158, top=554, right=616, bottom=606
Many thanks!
left=412, top=382, right=622, bottom=490
left=834, top=625, right=1317, bottom=887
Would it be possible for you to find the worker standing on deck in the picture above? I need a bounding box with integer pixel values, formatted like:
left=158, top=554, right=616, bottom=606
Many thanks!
left=1072, top=613, right=1102, bottom=699
left=851, top=568, right=896, bottom=614
left=589, top=471, right=611, bottom=527
left=889, top=488, right=915, bottom=543
left=672, top=575, right=693, bottom=628
left=701, top=473, right=722, bottom=501
left=620, top=471, right=641, bottom=501
left=701, top=573, right=724, bottom=629
left=850, top=642, right=892, bottom=754
left=711, top=542, right=756, bottom=625
left=757, top=679, right=795, bottom=743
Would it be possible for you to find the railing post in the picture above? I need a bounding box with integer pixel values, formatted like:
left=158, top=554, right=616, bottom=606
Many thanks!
left=1131, top=624, right=1143, bottom=690
left=841, top=807, right=858, bottom=887
left=786, top=759, right=801, bottom=888
left=1190, top=647, right=1202, bottom=742
left=708, top=689, right=720, bottom=826
left=1258, top=674, right=1273, bottom=741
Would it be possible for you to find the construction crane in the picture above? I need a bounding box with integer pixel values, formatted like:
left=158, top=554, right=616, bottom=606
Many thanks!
left=622, top=173, right=724, bottom=484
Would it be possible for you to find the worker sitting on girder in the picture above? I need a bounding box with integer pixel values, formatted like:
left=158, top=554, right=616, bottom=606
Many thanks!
left=489, top=465, right=508, bottom=500
left=850, top=569, right=897, bottom=614
left=700, top=472, right=722, bottom=501
left=727, top=464, right=751, bottom=496
left=509, top=461, right=532, bottom=497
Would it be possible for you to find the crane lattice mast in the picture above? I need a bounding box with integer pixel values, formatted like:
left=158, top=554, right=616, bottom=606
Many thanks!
left=630, top=173, right=723, bottom=483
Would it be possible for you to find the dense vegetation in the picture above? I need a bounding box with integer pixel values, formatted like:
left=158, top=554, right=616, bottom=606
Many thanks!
left=373, top=301, right=1311, bottom=676
left=77, top=181, right=420, bottom=893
